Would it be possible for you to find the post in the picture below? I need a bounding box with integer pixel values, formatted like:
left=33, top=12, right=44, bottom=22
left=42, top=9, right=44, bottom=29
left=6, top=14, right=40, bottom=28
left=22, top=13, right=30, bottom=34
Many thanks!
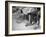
left=29, top=15, right=32, bottom=24
left=29, top=15, right=30, bottom=23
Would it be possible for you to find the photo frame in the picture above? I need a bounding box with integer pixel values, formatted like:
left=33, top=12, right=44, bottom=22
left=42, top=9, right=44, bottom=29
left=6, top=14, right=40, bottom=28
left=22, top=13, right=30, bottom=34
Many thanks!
left=5, top=1, right=45, bottom=36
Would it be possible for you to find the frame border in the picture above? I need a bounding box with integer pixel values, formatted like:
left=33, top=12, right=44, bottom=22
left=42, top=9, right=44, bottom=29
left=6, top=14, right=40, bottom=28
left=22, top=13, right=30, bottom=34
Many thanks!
left=5, top=1, right=45, bottom=36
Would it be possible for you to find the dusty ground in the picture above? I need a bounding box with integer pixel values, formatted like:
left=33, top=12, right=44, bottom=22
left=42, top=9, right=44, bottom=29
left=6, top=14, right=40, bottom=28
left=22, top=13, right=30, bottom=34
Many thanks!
left=12, top=15, right=40, bottom=31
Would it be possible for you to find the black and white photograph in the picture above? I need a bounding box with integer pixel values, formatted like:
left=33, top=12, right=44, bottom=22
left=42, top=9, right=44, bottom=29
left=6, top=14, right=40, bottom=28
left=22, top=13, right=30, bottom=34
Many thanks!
left=5, top=1, right=45, bottom=36
left=12, top=6, right=41, bottom=30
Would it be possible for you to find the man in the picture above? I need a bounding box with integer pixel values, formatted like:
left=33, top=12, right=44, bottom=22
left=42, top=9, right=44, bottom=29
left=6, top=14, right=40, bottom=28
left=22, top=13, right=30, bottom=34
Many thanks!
left=23, top=8, right=40, bottom=26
